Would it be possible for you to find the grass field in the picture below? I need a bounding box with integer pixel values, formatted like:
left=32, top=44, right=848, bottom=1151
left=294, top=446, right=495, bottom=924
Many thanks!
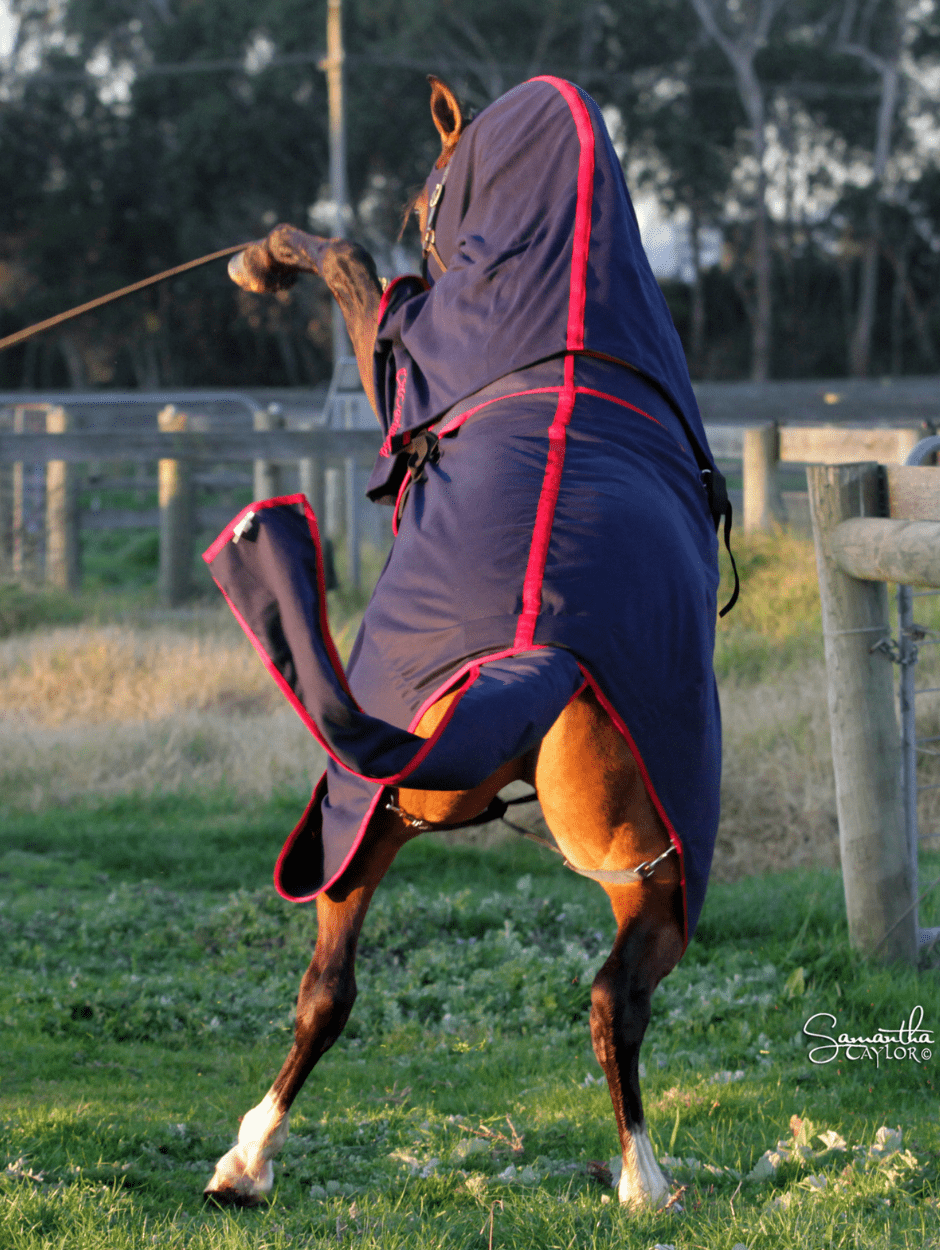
left=2, top=533, right=940, bottom=1248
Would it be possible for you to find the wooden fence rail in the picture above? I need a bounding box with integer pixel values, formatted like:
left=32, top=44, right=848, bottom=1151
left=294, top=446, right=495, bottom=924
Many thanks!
left=0, top=419, right=382, bottom=605
left=808, top=459, right=940, bottom=966
left=2, top=411, right=934, bottom=604
left=708, top=423, right=926, bottom=532
left=0, top=427, right=381, bottom=462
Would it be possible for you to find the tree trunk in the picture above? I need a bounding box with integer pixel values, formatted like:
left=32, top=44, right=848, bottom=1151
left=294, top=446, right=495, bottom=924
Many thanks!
left=840, top=7, right=902, bottom=378
left=849, top=208, right=881, bottom=377
left=689, top=203, right=706, bottom=377
left=686, top=0, right=778, bottom=382
left=58, top=336, right=87, bottom=389
left=889, top=241, right=906, bottom=375
left=751, top=157, right=772, bottom=382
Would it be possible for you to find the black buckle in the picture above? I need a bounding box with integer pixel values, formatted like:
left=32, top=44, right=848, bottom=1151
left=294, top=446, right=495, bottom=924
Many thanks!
left=405, top=429, right=441, bottom=483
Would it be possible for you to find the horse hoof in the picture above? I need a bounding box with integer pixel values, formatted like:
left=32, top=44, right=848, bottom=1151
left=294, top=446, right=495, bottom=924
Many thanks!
left=203, top=1186, right=266, bottom=1209
left=227, top=244, right=297, bottom=294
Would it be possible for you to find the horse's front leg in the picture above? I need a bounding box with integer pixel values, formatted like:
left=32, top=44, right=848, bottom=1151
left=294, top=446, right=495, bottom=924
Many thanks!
left=204, top=808, right=412, bottom=1206
left=591, top=882, right=683, bottom=1208
left=228, top=225, right=383, bottom=416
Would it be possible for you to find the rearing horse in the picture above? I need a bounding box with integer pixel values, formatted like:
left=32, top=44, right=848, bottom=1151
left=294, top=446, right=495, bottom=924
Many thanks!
left=202, top=75, right=729, bottom=1211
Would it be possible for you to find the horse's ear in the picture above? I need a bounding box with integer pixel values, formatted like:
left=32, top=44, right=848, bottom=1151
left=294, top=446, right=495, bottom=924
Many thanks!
left=428, top=75, right=465, bottom=167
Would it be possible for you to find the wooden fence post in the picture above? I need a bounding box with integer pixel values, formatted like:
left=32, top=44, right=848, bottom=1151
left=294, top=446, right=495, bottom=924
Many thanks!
left=743, top=422, right=786, bottom=533
left=45, top=406, right=81, bottom=591
left=158, top=404, right=193, bottom=607
left=325, top=467, right=342, bottom=538
left=253, top=404, right=283, bottom=500
left=0, top=444, right=10, bottom=580
left=895, top=427, right=925, bottom=465
left=299, top=452, right=337, bottom=589
left=807, top=461, right=916, bottom=964
left=344, top=456, right=361, bottom=592
left=299, top=453, right=325, bottom=518
left=12, top=404, right=45, bottom=580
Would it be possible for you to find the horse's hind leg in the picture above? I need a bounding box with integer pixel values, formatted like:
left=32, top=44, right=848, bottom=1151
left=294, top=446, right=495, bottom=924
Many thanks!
left=534, top=689, right=684, bottom=1209
left=590, top=882, right=683, bottom=1207
left=203, top=808, right=413, bottom=1206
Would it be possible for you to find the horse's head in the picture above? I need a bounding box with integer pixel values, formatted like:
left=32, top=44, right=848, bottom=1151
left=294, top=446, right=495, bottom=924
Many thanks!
left=407, top=77, right=466, bottom=254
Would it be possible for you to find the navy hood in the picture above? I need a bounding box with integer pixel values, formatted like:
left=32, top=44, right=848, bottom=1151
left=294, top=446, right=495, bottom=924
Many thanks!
left=372, top=76, right=714, bottom=466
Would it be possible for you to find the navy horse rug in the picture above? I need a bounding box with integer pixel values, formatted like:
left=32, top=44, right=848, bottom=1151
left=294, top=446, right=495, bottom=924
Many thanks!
left=204, top=76, right=730, bottom=944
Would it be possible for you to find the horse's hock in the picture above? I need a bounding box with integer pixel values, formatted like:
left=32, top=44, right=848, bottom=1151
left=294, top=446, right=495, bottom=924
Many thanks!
left=808, top=445, right=940, bottom=966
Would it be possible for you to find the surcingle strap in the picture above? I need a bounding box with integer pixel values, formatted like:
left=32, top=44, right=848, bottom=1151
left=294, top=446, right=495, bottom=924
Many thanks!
left=701, top=468, right=739, bottom=618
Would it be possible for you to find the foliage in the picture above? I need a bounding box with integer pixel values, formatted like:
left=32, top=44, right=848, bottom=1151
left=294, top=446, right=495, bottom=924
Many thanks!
left=713, top=528, right=824, bottom=680
left=1, top=1, right=939, bottom=387
left=0, top=581, right=85, bottom=636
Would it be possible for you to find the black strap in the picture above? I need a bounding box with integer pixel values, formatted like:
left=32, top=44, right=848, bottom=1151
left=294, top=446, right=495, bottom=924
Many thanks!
left=700, top=467, right=740, bottom=617
left=389, top=789, right=537, bottom=832
left=420, top=164, right=451, bottom=282
left=393, top=428, right=441, bottom=529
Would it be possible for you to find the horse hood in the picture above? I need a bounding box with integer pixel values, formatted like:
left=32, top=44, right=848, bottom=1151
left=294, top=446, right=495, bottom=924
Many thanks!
left=371, top=76, right=712, bottom=478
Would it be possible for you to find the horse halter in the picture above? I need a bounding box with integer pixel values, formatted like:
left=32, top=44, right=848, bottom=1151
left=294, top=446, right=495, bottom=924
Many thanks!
left=420, top=163, right=451, bottom=281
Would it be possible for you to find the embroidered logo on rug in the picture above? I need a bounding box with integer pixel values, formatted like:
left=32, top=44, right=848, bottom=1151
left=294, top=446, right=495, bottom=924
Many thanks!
left=381, top=368, right=409, bottom=457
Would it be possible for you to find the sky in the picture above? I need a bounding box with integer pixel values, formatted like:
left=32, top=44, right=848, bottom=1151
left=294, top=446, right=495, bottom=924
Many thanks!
left=0, top=4, right=13, bottom=60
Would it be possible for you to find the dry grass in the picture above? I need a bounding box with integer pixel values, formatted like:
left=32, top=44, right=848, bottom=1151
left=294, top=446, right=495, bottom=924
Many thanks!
left=715, top=660, right=838, bottom=879
left=0, top=540, right=843, bottom=879
left=0, top=621, right=281, bottom=727
left=0, top=619, right=333, bottom=808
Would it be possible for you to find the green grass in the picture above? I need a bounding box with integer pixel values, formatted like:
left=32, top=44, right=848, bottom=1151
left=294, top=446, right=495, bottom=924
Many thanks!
left=2, top=529, right=940, bottom=1244
left=2, top=793, right=939, bottom=1248
left=0, top=582, right=85, bottom=637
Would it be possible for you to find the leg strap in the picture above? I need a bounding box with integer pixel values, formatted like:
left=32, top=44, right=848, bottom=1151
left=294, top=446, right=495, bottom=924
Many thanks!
left=388, top=788, right=676, bottom=883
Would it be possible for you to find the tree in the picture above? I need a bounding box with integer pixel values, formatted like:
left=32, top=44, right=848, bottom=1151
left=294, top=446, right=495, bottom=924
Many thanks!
left=835, top=0, right=906, bottom=377
left=686, top=0, right=791, bottom=381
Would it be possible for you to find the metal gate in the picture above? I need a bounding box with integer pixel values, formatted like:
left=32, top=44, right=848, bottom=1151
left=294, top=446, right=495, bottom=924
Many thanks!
left=895, top=435, right=940, bottom=950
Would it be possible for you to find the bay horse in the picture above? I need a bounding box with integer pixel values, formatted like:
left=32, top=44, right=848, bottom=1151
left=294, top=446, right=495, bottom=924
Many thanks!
left=203, top=75, right=728, bottom=1212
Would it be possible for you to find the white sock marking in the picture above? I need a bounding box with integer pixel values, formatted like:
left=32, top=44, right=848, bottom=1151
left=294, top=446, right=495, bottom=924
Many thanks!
left=618, top=1125, right=670, bottom=1209
left=204, top=1091, right=290, bottom=1200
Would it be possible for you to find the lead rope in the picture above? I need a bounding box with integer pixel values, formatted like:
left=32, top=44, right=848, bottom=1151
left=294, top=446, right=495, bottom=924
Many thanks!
left=0, top=243, right=248, bottom=353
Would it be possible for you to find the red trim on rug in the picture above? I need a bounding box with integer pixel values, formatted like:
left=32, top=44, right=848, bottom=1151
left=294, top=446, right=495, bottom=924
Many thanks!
left=514, top=354, right=576, bottom=648
left=576, top=387, right=693, bottom=459
left=391, top=463, right=412, bottom=536
left=379, top=367, right=409, bottom=457
left=575, top=387, right=662, bottom=427
left=299, top=495, right=354, bottom=696
left=512, top=79, right=594, bottom=649
left=585, top=677, right=689, bottom=950
left=207, top=522, right=485, bottom=786
left=316, top=643, right=564, bottom=902
left=278, top=655, right=690, bottom=952
left=275, top=643, right=564, bottom=904
left=437, top=387, right=560, bottom=437
left=203, top=494, right=353, bottom=698
left=273, top=775, right=327, bottom=902
left=529, top=77, right=595, bottom=351
left=376, top=273, right=425, bottom=325
left=201, top=494, right=305, bottom=565
left=407, top=643, right=553, bottom=729
left=274, top=775, right=391, bottom=905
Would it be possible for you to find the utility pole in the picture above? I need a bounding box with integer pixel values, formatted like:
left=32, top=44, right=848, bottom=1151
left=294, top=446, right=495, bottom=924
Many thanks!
left=322, top=0, right=351, bottom=364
